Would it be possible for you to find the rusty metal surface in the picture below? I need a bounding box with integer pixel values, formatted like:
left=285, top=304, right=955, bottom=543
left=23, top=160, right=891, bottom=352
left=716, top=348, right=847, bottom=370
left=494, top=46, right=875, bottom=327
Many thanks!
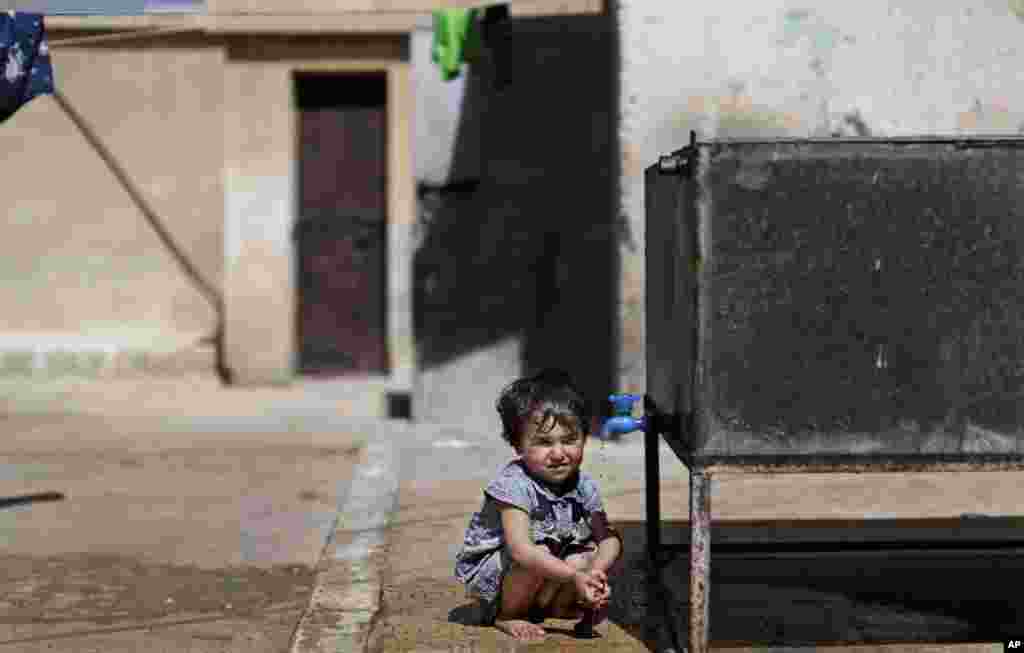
left=649, top=138, right=1024, bottom=464
left=644, top=166, right=696, bottom=452
left=660, top=428, right=1024, bottom=473
left=688, top=470, right=711, bottom=653
left=671, top=136, right=1024, bottom=146
left=698, top=456, right=1024, bottom=475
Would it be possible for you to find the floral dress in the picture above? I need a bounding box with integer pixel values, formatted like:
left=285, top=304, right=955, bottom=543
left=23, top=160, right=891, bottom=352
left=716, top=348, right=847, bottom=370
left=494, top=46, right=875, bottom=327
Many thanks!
left=454, top=458, right=610, bottom=624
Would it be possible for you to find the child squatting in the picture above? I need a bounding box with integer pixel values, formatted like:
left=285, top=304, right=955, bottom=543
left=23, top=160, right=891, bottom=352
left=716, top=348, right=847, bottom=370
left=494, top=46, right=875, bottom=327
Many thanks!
left=455, top=369, right=623, bottom=642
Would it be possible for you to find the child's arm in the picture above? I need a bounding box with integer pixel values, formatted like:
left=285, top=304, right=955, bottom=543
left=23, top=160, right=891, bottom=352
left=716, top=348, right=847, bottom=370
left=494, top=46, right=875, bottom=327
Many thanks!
left=591, top=535, right=621, bottom=576
left=498, top=502, right=584, bottom=583
left=587, top=509, right=622, bottom=575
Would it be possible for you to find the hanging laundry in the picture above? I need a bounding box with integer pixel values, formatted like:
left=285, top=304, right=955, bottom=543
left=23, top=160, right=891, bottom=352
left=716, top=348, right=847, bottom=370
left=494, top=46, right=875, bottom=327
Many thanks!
left=1, top=12, right=55, bottom=124
left=431, top=8, right=482, bottom=81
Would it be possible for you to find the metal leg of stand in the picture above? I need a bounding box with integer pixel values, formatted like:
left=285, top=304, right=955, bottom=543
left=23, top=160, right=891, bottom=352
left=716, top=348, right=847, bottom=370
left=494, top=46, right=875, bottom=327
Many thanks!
left=645, top=424, right=661, bottom=561
left=689, top=469, right=711, bottom=653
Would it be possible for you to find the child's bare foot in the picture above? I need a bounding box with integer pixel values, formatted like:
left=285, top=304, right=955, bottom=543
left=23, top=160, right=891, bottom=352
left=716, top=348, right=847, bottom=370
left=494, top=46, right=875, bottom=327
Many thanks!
left=495, top=619, right=546, bottom=641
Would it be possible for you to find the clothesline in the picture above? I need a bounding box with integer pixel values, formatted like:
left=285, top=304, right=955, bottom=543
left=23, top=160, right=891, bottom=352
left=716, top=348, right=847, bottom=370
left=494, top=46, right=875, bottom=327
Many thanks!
left=47, top=26, right=202, bottom=47
left=34, top=9, right=497, bottom=79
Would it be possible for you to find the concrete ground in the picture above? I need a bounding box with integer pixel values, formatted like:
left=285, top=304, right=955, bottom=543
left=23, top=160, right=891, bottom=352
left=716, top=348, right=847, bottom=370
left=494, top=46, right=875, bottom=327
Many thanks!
left=364, top=422, right=1020, bottom=653
left=0, top=411, right=365, bottom=653
left=0, top=374, right=1019, bottom=652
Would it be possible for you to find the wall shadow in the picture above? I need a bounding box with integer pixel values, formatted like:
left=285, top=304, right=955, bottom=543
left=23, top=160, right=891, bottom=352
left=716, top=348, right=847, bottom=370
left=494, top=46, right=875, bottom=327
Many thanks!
left=413, top=5, right=621, bottom=419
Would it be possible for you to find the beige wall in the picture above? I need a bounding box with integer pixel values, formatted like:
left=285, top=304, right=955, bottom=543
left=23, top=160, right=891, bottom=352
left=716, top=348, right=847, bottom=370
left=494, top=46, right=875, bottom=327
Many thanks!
left=0, top=36, right=223, bottom=346
left=222, top=40, right=296, bottom=385
left=1, top=27, right=415, bottom=401
left=205, top=0, right=599, bottom=16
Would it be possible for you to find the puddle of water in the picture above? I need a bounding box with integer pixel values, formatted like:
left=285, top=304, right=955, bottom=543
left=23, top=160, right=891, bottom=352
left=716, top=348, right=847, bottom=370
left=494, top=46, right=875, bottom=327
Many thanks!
left=0, top=552, right=316, bottom=626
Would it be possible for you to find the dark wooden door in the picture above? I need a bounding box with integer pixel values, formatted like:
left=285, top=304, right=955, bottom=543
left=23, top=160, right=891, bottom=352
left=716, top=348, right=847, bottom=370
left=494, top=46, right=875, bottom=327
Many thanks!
left=295, top=74, right=388, bottom=376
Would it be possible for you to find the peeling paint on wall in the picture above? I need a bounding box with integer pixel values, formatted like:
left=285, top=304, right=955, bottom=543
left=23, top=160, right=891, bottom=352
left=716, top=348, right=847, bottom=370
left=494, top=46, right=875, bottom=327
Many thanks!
left=780, top=8, right=845, bottom=54
left=830, top=109, right=871, bottom=137
left=956, top=98, right=1024, bottom=133
left=622, top=0, right=1024, bottom=405
left=621, top=140, right=645, bottom=178
left=777, top=7, right=856, bottom=135
left=1010, top=0, right=1024, bottom=20
left=676, top=91, right=803, bottom=138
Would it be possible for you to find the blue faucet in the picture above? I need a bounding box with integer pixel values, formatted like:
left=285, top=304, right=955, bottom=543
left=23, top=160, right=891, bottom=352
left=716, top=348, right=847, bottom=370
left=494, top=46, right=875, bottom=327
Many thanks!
left=598, top=394, right=646, bottom=441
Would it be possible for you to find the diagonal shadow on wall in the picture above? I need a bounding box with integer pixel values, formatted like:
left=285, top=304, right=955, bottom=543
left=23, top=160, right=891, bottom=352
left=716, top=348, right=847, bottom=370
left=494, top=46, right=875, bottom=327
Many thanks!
left=413, top=6, right=623, bottom=424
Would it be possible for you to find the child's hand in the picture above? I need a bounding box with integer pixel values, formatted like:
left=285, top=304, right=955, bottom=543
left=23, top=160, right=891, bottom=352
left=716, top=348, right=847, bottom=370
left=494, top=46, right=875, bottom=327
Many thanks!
left=588, top=569, right=611, bottom=608
left=572, top=571, right=606, bottom=609
left=571, top=571, right=598, bottom=605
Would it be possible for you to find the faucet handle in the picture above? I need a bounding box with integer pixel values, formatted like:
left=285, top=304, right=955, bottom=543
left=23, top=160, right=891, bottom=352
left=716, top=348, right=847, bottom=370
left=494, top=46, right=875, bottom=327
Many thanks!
left=608, top=394, right=642, bottom=416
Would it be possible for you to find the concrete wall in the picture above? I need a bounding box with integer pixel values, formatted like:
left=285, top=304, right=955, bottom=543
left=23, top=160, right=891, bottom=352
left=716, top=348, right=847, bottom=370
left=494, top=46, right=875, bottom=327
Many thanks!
left=619, top=0, right=1024, bottom=394
left=0, top=35, right=223, bottom=374
left=412, top=21, right=475, bottom=188
left=410, top=12, right=620, bottom=432
left=222, top=39, right=296, bottom=385
left=205, top=0, right=600, bottom=16
left=0, top=30, right=415, bottom=399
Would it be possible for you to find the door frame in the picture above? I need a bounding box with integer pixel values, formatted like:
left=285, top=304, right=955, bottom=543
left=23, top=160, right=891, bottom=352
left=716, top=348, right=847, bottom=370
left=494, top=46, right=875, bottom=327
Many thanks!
left=223, top=35, right=415, bottom=411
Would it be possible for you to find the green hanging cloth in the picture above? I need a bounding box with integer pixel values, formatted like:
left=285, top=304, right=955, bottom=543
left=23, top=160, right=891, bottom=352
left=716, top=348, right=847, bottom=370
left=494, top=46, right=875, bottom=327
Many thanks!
left=431, top=8, right=481, bottom=82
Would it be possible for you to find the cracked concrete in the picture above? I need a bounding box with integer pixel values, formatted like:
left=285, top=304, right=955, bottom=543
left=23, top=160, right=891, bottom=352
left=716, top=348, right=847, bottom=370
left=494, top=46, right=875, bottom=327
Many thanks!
left=290, top=438, right=398, bottom=653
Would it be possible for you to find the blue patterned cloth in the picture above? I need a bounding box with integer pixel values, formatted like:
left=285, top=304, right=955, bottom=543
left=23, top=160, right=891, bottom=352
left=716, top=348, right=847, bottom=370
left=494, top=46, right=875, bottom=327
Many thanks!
left=1, top=12, right=54, bottom=124
left=454, top=458, right=608, bottom=621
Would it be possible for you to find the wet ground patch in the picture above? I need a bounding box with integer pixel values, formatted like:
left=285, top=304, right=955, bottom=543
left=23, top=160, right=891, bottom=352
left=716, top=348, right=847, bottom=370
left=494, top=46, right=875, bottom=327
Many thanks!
left=0, top=552, right=316, bottom=627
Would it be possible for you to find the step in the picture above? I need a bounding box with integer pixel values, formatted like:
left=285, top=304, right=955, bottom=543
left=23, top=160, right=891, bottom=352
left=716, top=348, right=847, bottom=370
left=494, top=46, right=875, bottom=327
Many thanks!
left=0, top=332, right=215, bottom=379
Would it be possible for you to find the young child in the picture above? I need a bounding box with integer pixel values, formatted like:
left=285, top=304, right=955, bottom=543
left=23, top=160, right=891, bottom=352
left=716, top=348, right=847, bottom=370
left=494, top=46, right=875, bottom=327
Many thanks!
left=455, top=368, right=623, bottom=642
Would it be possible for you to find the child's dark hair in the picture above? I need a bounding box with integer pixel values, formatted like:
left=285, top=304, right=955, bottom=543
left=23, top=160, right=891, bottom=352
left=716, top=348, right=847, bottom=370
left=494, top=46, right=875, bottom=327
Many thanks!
left=496, top=368, right=592, bottom=448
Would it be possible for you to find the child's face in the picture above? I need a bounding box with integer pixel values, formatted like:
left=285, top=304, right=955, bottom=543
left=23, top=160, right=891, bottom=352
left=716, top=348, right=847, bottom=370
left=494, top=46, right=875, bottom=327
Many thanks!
left=515, top=412, right=586, bottom=487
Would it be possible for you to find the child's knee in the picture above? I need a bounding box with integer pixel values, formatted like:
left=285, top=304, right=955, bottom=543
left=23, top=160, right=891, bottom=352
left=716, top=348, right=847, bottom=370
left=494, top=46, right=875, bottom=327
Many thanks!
left=499, top=564, right=547, bottom=616
left=508, top=569, right=545, bottom=595
left=507, top=552, right=548, bottom=587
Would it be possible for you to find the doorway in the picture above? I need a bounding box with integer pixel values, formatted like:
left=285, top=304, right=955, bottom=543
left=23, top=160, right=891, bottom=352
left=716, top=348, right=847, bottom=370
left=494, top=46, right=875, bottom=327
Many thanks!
left=294, top=72, right=389, bottom=376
